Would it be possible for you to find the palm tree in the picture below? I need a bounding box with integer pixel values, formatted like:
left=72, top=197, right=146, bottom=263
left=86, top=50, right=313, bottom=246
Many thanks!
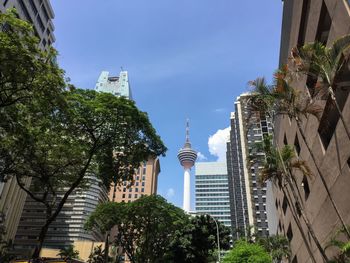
left=290, top=35, right=350, bottom=141
left=272, top=69, right=350, bottom=239
left=258, top=235, right=291, bottom=263
left=251, top=135, right=327, bottom=262
left=57, top=245, right=79, bottom=260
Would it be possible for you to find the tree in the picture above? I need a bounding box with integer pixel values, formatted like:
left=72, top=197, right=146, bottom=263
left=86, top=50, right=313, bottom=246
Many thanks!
left=87, top=245, right=105, bottom=263
left=57, top=245, right=80, bottom=260
left=86, top=195, right=187, bottom=263
left=0, top=213, right=15, bottom=263
left=1, top=88, right=166, bottom=259
left=290, top=35, right=350, bottom=141
left=223, top=240, right=272, bottom=263
left=258, top=235, right=290, bottom=263
left=165, top=214, right=231, bottom=263
left=326, top=226, right=350, bottom=263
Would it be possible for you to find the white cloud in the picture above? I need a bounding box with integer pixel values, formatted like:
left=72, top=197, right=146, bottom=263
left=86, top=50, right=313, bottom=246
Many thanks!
left=197, top=152, right=207, bottom=161
left=166, top=188, right=175, bottom=198
left=208, top=127, right=230, bottom=162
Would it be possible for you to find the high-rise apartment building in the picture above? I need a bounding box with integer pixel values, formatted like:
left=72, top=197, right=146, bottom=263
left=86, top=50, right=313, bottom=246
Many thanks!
left=195, top=162, right=231, bottom=228
left=0, top=0, right=55, bottom=244
left=226, top=93, right=274, bottom=240
left=274, top=1, right=350, bottom=262
left=95, top=71, right=132, bottom=100
left=0, top=0, right=55, bottom=49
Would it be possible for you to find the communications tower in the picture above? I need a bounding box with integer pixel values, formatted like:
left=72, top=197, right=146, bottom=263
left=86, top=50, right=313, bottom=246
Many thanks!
left=177, top=120, right=197, bottom=212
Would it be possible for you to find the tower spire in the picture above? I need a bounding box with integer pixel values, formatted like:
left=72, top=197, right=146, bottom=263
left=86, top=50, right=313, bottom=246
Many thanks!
left=186, top=118, right=190, bottom=143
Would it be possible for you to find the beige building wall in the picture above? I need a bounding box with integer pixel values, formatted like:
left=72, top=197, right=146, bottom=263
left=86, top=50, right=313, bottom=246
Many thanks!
left=109, top=157, right=160, bottom=203
left=275, top=1, right=350, bottom=262
left=40, top=240, right=104, bottom=261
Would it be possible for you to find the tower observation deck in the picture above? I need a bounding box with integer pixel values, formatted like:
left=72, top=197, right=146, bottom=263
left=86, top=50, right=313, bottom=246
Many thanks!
left=178, top=120, right=197, bottom=212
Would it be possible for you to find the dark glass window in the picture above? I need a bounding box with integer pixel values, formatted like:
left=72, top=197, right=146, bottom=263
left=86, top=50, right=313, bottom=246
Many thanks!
left=292, top=255, right=298, bottom=263
left=287, top=224, right=293, bottom=242
left=315, top=1, right=331, bottom=44
left=4, top=0, right=9, bottom=7
left=28, top=0, right=38, bottom=15
left=282, top=196, right=288, bottom=214
left=294, top=134, right=301, bottom=156
left=284, top=134, right=288, bottom=145
left=41, top=5, right=50, bottom=22
left=297, top=0, right=310, bottom=47
left=302, top=176, right=310, bottom=200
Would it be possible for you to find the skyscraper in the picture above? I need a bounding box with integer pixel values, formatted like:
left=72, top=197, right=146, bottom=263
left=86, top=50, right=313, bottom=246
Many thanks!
left=226, top=93, right=274, bottom=240
left=195, top=162, right=231, bottom=228
left=178, top=120, right=198, bottom=212
left=95, top=71, right=132, bottom=100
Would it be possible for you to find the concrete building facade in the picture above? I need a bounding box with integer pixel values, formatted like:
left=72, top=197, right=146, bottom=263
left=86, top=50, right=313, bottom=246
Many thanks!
left=226, top=93, right=274, bottom=240
left=0, top=0, right=55, bottom=244
left=195, top=162, right=231, bottom=228
left=0, top=0, right=55, bottom=49
left=274, top=0, right=350, bottom=262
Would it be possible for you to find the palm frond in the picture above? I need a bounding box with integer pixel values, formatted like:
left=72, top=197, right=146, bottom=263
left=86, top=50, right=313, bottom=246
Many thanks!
left=291, top=160, right=312, bottom=177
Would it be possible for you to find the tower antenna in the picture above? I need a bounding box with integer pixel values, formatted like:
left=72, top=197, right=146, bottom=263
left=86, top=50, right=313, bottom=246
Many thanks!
left=186, top=118, right=190, bottom=143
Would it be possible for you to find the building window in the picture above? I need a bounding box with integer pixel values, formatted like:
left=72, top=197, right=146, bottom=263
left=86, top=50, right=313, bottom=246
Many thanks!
left=128, top=194, right=131, bottom=198
left=4, top=0, right=9, bottom=7
left=315, top=1, right=332, bottom=44
left=142, top=182, right=145, bottom=187
left=302, top=176, right=310, bottom=200
left=135, top=194, right=138, bottom=198
left=283, top=134, right=288, bottom=145
left=142, top=176, right=145, bottom=181
left=122, top=194, right=125, bottom=198
left=136, top=182, right=139, bottom=186
left=295, top=202, right=302, bottom=217
left=135, top=188, right=138, bottom=192
left=142, top=167, right=146, bottom=175
left=123, top=188, right=126, bottom=192
left=297, top=0, right=310, bottom=47
left=141, top=188, right=144, bottom=193
left=347, top=157, right=350, bottom=169
left=282, top=196, right=288, bottom=215
left=294, top=134, right=301, bottom=156
left=287, top=224, right=293, bottom=242
left=292, top=255, right=298, bottom=263
left=318, top=76, right=350, bottom=150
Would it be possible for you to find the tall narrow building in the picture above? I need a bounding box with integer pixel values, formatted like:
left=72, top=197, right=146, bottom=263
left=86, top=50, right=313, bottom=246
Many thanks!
left=275, top=1, right=350, bottom=262
left=195, top=162, right=231, bottom=228
left=178, top=120, right=198, bottom=212
left=0, top=0, right=55, bottom=244
left=226, top=93, right=274, bottom=240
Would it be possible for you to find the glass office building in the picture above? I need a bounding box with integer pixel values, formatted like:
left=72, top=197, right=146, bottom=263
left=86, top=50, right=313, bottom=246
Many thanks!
left=195, top=162, right=231, bottom=228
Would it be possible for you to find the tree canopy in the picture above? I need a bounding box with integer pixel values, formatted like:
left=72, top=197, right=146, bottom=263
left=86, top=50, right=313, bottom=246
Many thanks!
left=0, top=9, right=167, bottom=258
left=223, top=240, right=272, bottom=263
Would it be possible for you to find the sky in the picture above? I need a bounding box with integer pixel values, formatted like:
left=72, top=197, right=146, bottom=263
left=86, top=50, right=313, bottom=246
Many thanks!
left=51, top=0, right=283, bottom=208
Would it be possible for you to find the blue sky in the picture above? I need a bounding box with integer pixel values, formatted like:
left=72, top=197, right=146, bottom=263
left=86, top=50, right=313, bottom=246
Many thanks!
left=51, top=0, right=283, bottom=208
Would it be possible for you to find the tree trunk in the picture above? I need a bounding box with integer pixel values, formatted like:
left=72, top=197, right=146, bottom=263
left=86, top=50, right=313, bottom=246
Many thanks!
left=295, top=119, right=350, bottom=239
left=285, top=174, right=329, bottom=262
left=31, top=148, right=97, bottom=259
left=104, top=232, right=109, bottom=263
left=281, top=186, right=317, bottom=263
left=276, top=143, right=328, bottom=261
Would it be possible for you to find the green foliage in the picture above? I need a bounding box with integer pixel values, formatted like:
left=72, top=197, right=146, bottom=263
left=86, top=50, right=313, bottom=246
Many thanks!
left=258, top=235, right=290, bottom=262
left=86, top=195, right=187, bottom=263
left=223, top=240, right=272, bottom=263
left=87, top=245, right=105, bottom=263
left=165, top=214, right=231, bottom=263
left=0, top=9, right=65, bottom=108
left=326, top=226, right=350, bottom=263
left=57, top=245, right=80, bottom=260
left=0, top=9, right=167, bottom=258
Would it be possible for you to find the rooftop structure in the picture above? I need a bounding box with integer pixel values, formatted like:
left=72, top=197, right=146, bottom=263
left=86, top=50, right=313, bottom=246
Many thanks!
left=95, top=71, right=132, bottom=100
